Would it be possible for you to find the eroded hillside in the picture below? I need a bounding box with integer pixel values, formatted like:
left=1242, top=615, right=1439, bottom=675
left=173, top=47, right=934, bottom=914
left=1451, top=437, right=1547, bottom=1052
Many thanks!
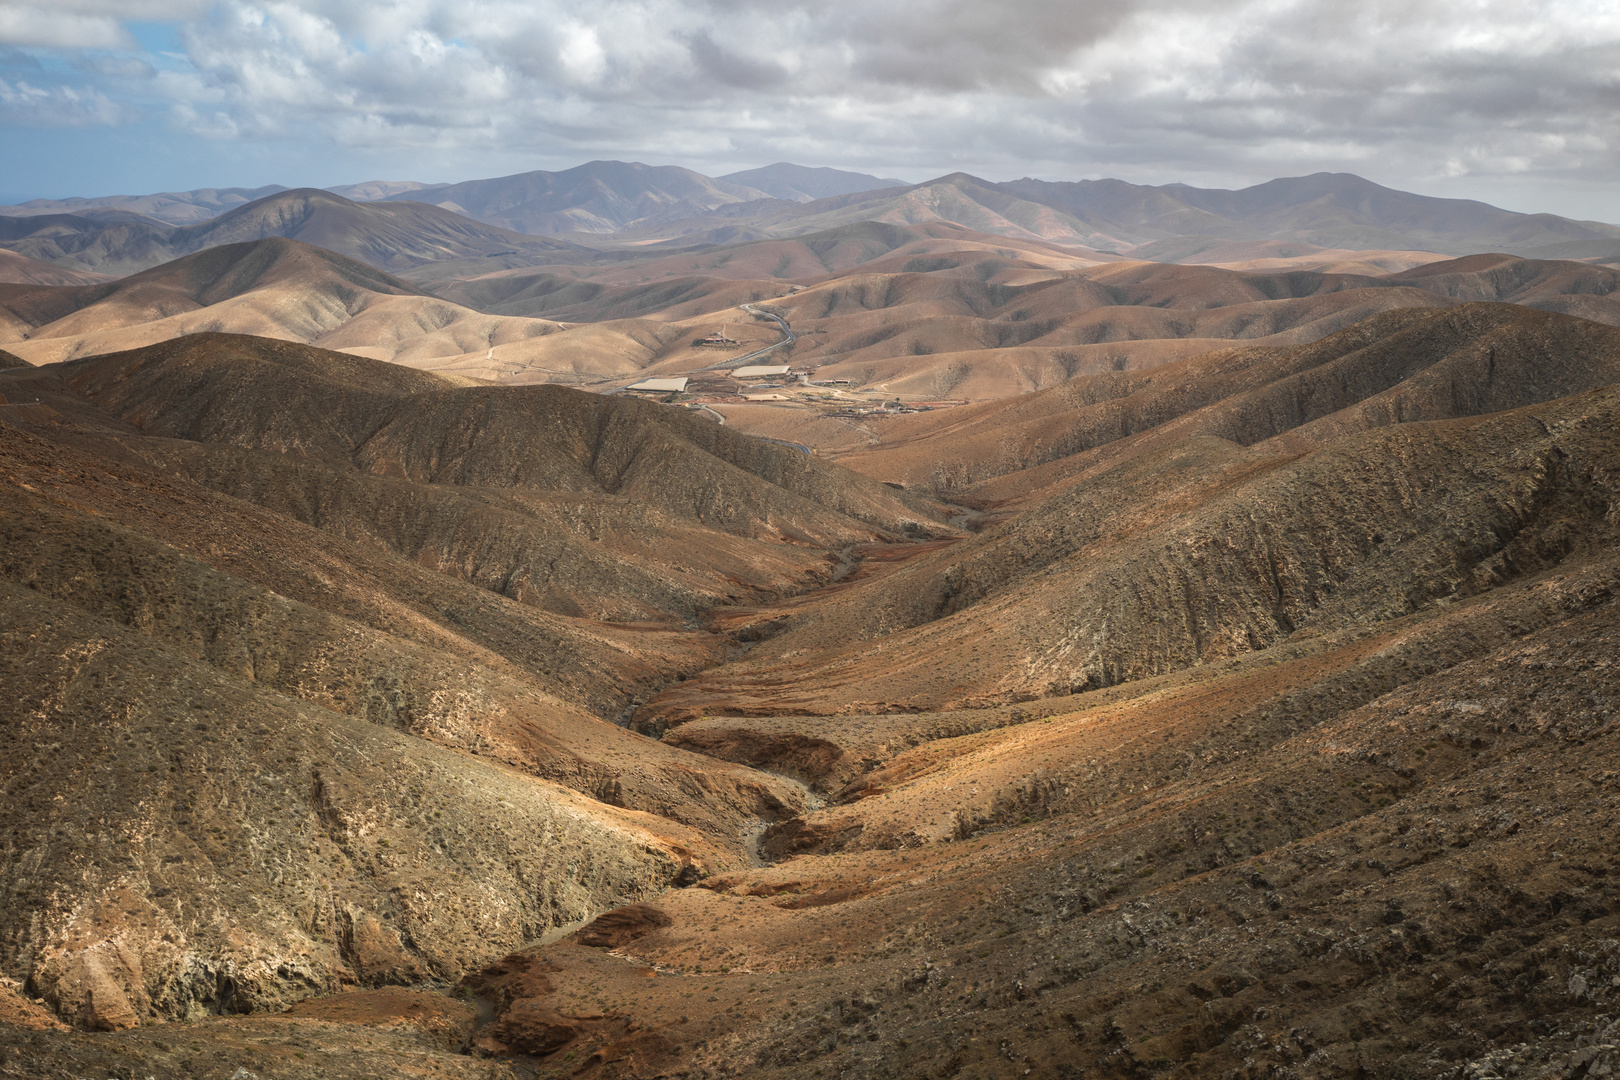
left=2, top=306, right=1618, bottom=1080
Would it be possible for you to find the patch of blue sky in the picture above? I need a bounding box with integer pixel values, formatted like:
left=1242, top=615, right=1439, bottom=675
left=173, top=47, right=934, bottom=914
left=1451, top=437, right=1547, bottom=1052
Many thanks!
left=125, top=22, right=182, bottom=54
left=0, top=47, right=43, bottom=70
left=124, top=22, right=193, bottom=70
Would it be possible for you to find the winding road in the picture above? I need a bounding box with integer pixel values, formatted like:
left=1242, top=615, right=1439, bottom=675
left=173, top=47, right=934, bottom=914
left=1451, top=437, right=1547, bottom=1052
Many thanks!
left=692, top=303, right=796, bottom=371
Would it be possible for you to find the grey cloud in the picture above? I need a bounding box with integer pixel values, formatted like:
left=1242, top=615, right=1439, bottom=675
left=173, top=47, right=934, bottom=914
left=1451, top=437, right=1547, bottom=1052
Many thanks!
left=4, top=0, right=1618, bottom=221
left=840, top=0, right=1142, bottom=91
left=683, top=30, right=786, bottom=91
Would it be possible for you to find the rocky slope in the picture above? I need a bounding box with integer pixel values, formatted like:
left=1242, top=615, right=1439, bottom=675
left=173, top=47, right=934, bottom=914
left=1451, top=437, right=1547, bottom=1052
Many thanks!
left=2, top=305, right=1617, bottom=1080
left=0, top=333, right=955, bottom=1035
left=824, top=300, right=1620, bottom=491
left=637, top=305, right=1620, bottom=722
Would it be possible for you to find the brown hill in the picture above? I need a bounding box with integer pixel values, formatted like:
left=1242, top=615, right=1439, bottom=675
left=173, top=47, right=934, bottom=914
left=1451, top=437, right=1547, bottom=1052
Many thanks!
left=0, top=331, right=956, bottom=1029
left=580, top=169, right=1620, bottom=259
left=4, top=308, right=1620, bottom=1080
left=6, top=225, right=1618, bottom=408
left=639, top=303, right=1620, bottom=726
left=0, top=237, right=570, bottom=369
left=412, top=251, right=1620, bottom=396
left=423, top=221, right=1108, bottom=323
left=1, top=184, right=290, bottom=225
left=0, top=210, right=179, bottom=276
left=176, top=188, right=590, bottom=271
left=639, top=254, right=1619, bottom=419
left=375, top=160, right=773, bottom=234
left=815, top=301, right=1620, bottom=490
left=0, top=248, right=114, bottom=286
left=0, top=188, right=594, bottom=276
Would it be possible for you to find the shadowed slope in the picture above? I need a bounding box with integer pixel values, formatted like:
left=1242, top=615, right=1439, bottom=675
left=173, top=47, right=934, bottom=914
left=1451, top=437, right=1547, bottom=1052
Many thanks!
left=377, top=161, right=773, bottom=234
left=175, top=188, right=589, bottom=271
left=638, top=304, right=1620, bottom=726
left=0, top=330, right=962, bottom=1027
left=0, top=189, right=593, bottom=276
left=827, top=302, right=1620, bottom=491
left=0, top=237, right=567, bottom=368
left=4, top=305, right=1620, bottom=1080
left=576, top=170, right=1620, bottom=258
left=0, top=248, right=114, bottom=286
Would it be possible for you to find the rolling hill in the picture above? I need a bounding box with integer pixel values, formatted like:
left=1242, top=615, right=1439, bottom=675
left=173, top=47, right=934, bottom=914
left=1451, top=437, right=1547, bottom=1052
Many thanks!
left=0, top=184, right=289, bottom=225
left=716, top=163, right=907, bottom=202
left=0, top=333, right=946, bottom=1033
left=373, top=160, right=775, bottom=235
left=603, top=170, right=1620, bottom=260
left=3, top=307, right=1618, bottom=1079
left=0, top=248, right=113, bottom=286
left=0, top=188, right=594, bottom=276
left=0, top=237, right=569, bottom=368
left=636, top=301, right=1620, bottom=725
left=1006, top=171, right=1620, bottom=256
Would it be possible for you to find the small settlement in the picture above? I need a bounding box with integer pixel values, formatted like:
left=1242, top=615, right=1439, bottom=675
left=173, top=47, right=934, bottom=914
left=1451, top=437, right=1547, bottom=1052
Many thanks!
left=612, top=312, right=971, bottom=417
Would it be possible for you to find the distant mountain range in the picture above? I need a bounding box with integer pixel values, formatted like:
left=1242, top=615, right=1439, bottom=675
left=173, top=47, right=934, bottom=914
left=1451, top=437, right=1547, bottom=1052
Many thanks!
left=361, top=161, right=779, bottom=235
left=6, top=163, right=906, bottom=229
left=0, top=185, right=289, bottom=225
left=631, top=171, right=1620, bottom=259
left=0, top=188, right=593, bottom=276
left=716, top=163, right=907, bottom=202
left=4, top=163, right=1620, bottom=280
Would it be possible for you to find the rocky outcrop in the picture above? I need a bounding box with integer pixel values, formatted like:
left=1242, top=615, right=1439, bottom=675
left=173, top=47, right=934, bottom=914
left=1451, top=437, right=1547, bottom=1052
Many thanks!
left=575, top=905, right=674, bottom=949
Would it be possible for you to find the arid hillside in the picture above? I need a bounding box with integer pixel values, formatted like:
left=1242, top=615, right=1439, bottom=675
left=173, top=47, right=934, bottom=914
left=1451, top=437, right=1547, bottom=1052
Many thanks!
left=0, top=184, right=290, bottom=225
left=587, top=169, right=1620, bottom=259
left=815, top=300, right=1620, bottom=490
left=0, top=249, right=114, bottom=287
left=2, top=305, right=1617, bottom=1080
left=6, top=226, right=1619, bottom=414
left=0, top=237, right=571, bottom=368
left=0, top=332, right=953, bottom=1037
left=414, top=247, right=1620, bottom=400
left=0, top=188, right=591, bottom=276
left=635, top=302, right=1620, bottom=725
left=371, top=161, right=774, bottom=235
left=651, top=252, right=1620, bottom=411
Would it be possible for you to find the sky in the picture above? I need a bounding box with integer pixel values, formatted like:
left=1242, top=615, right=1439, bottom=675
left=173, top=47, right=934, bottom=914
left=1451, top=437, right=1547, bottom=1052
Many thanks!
left=1, top=0, right=1617, bottom=221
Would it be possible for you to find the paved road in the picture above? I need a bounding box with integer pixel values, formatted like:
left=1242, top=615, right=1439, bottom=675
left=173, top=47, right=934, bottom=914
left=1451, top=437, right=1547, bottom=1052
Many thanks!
left=606, top=301, right=797, bottom=397
left=691, top=303, right=796, bottom=371
left=690, top=404, right=727, bottom=424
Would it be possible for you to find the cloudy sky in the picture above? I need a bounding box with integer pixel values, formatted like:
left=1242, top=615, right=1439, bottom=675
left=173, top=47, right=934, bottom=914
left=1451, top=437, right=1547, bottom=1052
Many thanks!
left=1, top=0, right=1617, bottom=220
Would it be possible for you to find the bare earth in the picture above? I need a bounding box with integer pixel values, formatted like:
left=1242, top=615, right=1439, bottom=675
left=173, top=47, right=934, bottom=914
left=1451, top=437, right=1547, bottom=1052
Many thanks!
left=1, top=294, right=1618, bottom=1078
left=2, top=186, right=1620, bottom=1078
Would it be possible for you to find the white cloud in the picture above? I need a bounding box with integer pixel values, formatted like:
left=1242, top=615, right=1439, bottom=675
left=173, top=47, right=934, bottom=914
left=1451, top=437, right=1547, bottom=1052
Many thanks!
left=0, top=0, right=211, bottom=47
left=0, top=77, right=125, bottom=124
left=0, top=9, right=129, bottom=49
